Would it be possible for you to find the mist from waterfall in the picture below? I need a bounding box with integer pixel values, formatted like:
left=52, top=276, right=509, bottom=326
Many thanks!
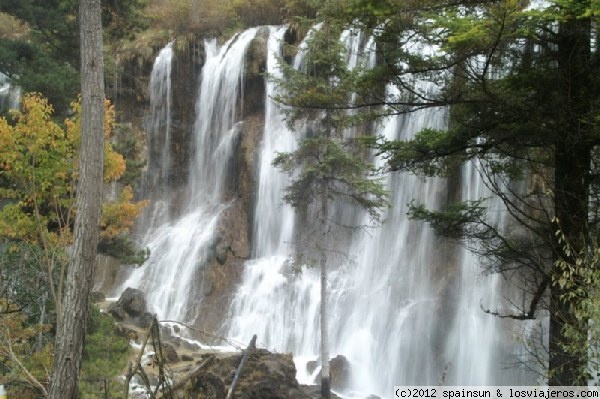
left=120, top=29, right=258, bottom=323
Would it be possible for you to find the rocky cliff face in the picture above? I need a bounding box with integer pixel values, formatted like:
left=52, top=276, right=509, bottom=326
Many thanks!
left=96, top=28, right=274, bottom=336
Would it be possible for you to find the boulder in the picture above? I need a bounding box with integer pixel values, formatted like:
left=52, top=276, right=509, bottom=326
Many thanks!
left=314, top=354, right=352, bottom=392
left=107, top=302, right=127, bottom=321
left=134, top=311, right=155, bottom=329
left=177, top=349, right=341, bottom=399
left=329, top=354, right=351, bottom=390
left=107, top=287, right=148, bottom=322
left=306, top=359, right=318, bottom=375
left=161, top=343, right=179, bottom=363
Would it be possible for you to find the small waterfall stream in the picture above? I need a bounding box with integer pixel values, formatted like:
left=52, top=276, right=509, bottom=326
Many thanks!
left=0, top=73, right=21, bottom=112
left=141, top=42, right=174, bottom=230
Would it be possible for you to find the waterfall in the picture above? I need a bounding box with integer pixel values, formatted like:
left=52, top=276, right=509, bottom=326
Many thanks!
left=113, top=24, right=540, bottom=398
left=226, top=28, right=536, bottom=398
left=226, top=29, right=449, bottom=395
left=119, top=28, right=258, bottom=323
left=189, top=29, right=258, bottom=206
left=253, top=26, right=296, bottom=258
left=142, top=42, right=174, bottom=230
left=0, top=73, right=21, bottom=112
left=448, top=159, right=542, bottom=385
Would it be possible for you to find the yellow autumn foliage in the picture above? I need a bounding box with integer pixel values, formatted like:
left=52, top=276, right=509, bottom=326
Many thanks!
left=0, top=93, right=146, bottom=246
left=100, top=185, right=149, bottom=239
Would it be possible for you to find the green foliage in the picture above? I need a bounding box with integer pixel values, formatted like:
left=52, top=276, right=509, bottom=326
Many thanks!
left=97, top=236, right=150, bottom=266
left=552, top=228, right=600, bottom=380
left=111, top=123, right=147, bottom=189
left=275, top=136, right=388, bottom=221
left=0, top=298, right=53, bottom=398
left=0, top=94, right=146, bottom=247
left=0, top=242, right=60, bottom=327
left=0, top=93, right=147, bottom=325
left=408, top=199, right=488, bottom=239
left=0, top=0, right=79, bottom=114
left=274, top=22, right=388, bottom=219
left=102, top=0, right=150, bottom=40
left=273, top=21, right=388, bottom=280
left=274, top=24, right=357, bottom=121
left=377, top=128, right=467, bottom=176
left=79, top=306, right=131, bottom=399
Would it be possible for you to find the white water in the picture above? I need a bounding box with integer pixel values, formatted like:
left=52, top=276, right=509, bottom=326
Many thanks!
left=119, top=25, right=539, bottom=398
left=141, top=42, right=174, bottom=230
left=226, top=29, right=448, bottom=395
left=226, top=28, right=536, bottom=398
left=0, top=73, right=21, bottom=112
left=253, top=26, right=297, bottom=258
left=120, top=28, right=258, bottom=323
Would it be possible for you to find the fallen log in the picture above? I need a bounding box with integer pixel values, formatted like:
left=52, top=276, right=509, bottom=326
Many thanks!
left=225, top=334, right=257, bottom=399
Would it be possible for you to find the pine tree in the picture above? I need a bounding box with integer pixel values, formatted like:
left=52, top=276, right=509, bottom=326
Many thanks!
left=273, top=22, right=387, bottom=397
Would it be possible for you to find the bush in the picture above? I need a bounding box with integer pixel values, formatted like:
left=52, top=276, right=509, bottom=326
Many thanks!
left=79, top=306, right=131, bottom=399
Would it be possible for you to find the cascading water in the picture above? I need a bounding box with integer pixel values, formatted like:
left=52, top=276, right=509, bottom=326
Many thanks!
left=119, top=28, right=258, bottom=323
left=226, top=28, right=448, bottom=395
left=114, top=23, right=540, bottom=398
left=449, top=159, right=542, bottom=385
left=141, top=42, right=174, bottom=230
left=0, top=73, right=21, bottom=112
left=253, top=26, right=296, bottom=258
left=226, top=27, right=536, bottom=398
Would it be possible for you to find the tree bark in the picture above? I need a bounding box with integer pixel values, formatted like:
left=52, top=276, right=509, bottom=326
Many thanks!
left=320, top=180, right=330, bottom=399
left=47, top=0, right=105, bottom=397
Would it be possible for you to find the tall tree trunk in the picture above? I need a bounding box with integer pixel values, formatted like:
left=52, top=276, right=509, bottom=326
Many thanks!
left=549, top=1, right=592, bottom=385
left=550, top=143, right=590, bottom=385
left=48, top=0, right=104, bottom=397
left=320, top=180, right=330, bottom=399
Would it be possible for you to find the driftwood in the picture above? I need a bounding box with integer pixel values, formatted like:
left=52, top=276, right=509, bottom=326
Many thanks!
left=123, top=315, right=173, bottom=399
left=225, top=334, right=257, bottom=399
left=124, top=317, right=156, bottom=398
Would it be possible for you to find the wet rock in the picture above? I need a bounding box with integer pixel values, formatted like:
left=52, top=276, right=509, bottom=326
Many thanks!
left=109, top=287, right=147, bottom=320
left=176, top=349, right=339, bottom=399
left=134, top=311, right=155, bottom=329
left=306, top=359, right=318, bottom=375
left=215, top=240, right=229, bottom=265
left=162, top=343, right=179, bottom=363
left=182, top=354, right=194, bottom=362
left=107, top=302, right=127, bottom=321
left=329, top=354, right=351, bottom=390
left=314, top=355, right=352, bottom=392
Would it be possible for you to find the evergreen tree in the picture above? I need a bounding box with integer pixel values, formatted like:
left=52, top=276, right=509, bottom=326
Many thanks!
left=273, top=22, right=387, bottom=398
